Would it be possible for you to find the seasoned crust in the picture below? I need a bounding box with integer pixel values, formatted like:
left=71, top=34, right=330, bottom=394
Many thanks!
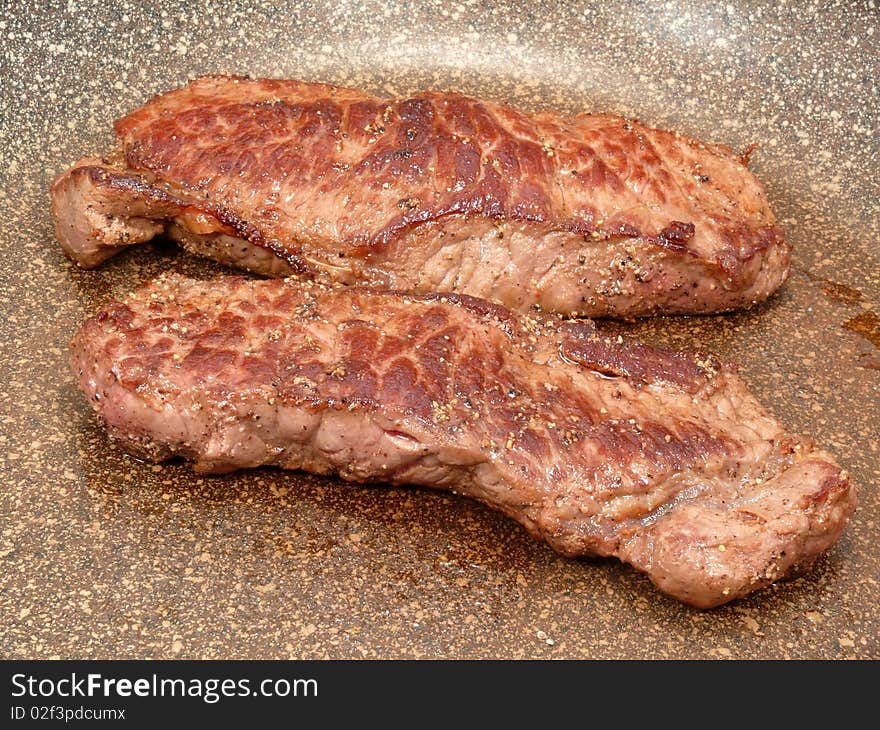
left=53, top=76, right=790, bottom=317
left=70, top=275, right=854, bottom=607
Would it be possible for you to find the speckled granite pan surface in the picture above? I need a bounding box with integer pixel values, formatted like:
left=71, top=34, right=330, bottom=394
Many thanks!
left=1, top=1, right=877, bottom=659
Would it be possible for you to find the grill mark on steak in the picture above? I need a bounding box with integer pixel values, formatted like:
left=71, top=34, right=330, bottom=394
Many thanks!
left=70, top=275, right=855, bottom=608
left=52, top=75, right=790, bottom=318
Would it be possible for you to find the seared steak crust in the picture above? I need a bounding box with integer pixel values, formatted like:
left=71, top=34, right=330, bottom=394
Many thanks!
left=70, top=275, right=854, bottom=607
left=53, top=76, right=789, bottom=317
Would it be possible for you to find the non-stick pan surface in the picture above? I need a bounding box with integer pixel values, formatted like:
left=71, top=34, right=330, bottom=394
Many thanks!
left=0, top=1, right=877, bottom=658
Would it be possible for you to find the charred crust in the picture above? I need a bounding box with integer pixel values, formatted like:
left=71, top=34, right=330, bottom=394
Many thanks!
left=652, top=220, right=696, bottom=255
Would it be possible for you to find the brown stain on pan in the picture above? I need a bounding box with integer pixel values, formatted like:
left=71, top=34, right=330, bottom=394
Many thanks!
left=822, top=280, right=863, bottom=305
left=843, top=310, right=880, bottom=350
left=857, top=354, right=880, bottom=371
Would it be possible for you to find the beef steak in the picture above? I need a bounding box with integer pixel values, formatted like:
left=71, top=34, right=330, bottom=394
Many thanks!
left=70, top=274, right=854, bottom=607
left=53, top=76, right=789, bottom=318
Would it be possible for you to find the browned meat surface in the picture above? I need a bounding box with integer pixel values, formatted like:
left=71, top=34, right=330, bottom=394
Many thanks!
left=53, top=75, right=789, bottom=318
left=70, top=275, right=854, bottom=608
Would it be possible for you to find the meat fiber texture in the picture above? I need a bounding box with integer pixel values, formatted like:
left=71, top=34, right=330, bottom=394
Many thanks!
left=70, top=274, right=854, bottom=608
left=52, top=75, right=789, bottom=318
